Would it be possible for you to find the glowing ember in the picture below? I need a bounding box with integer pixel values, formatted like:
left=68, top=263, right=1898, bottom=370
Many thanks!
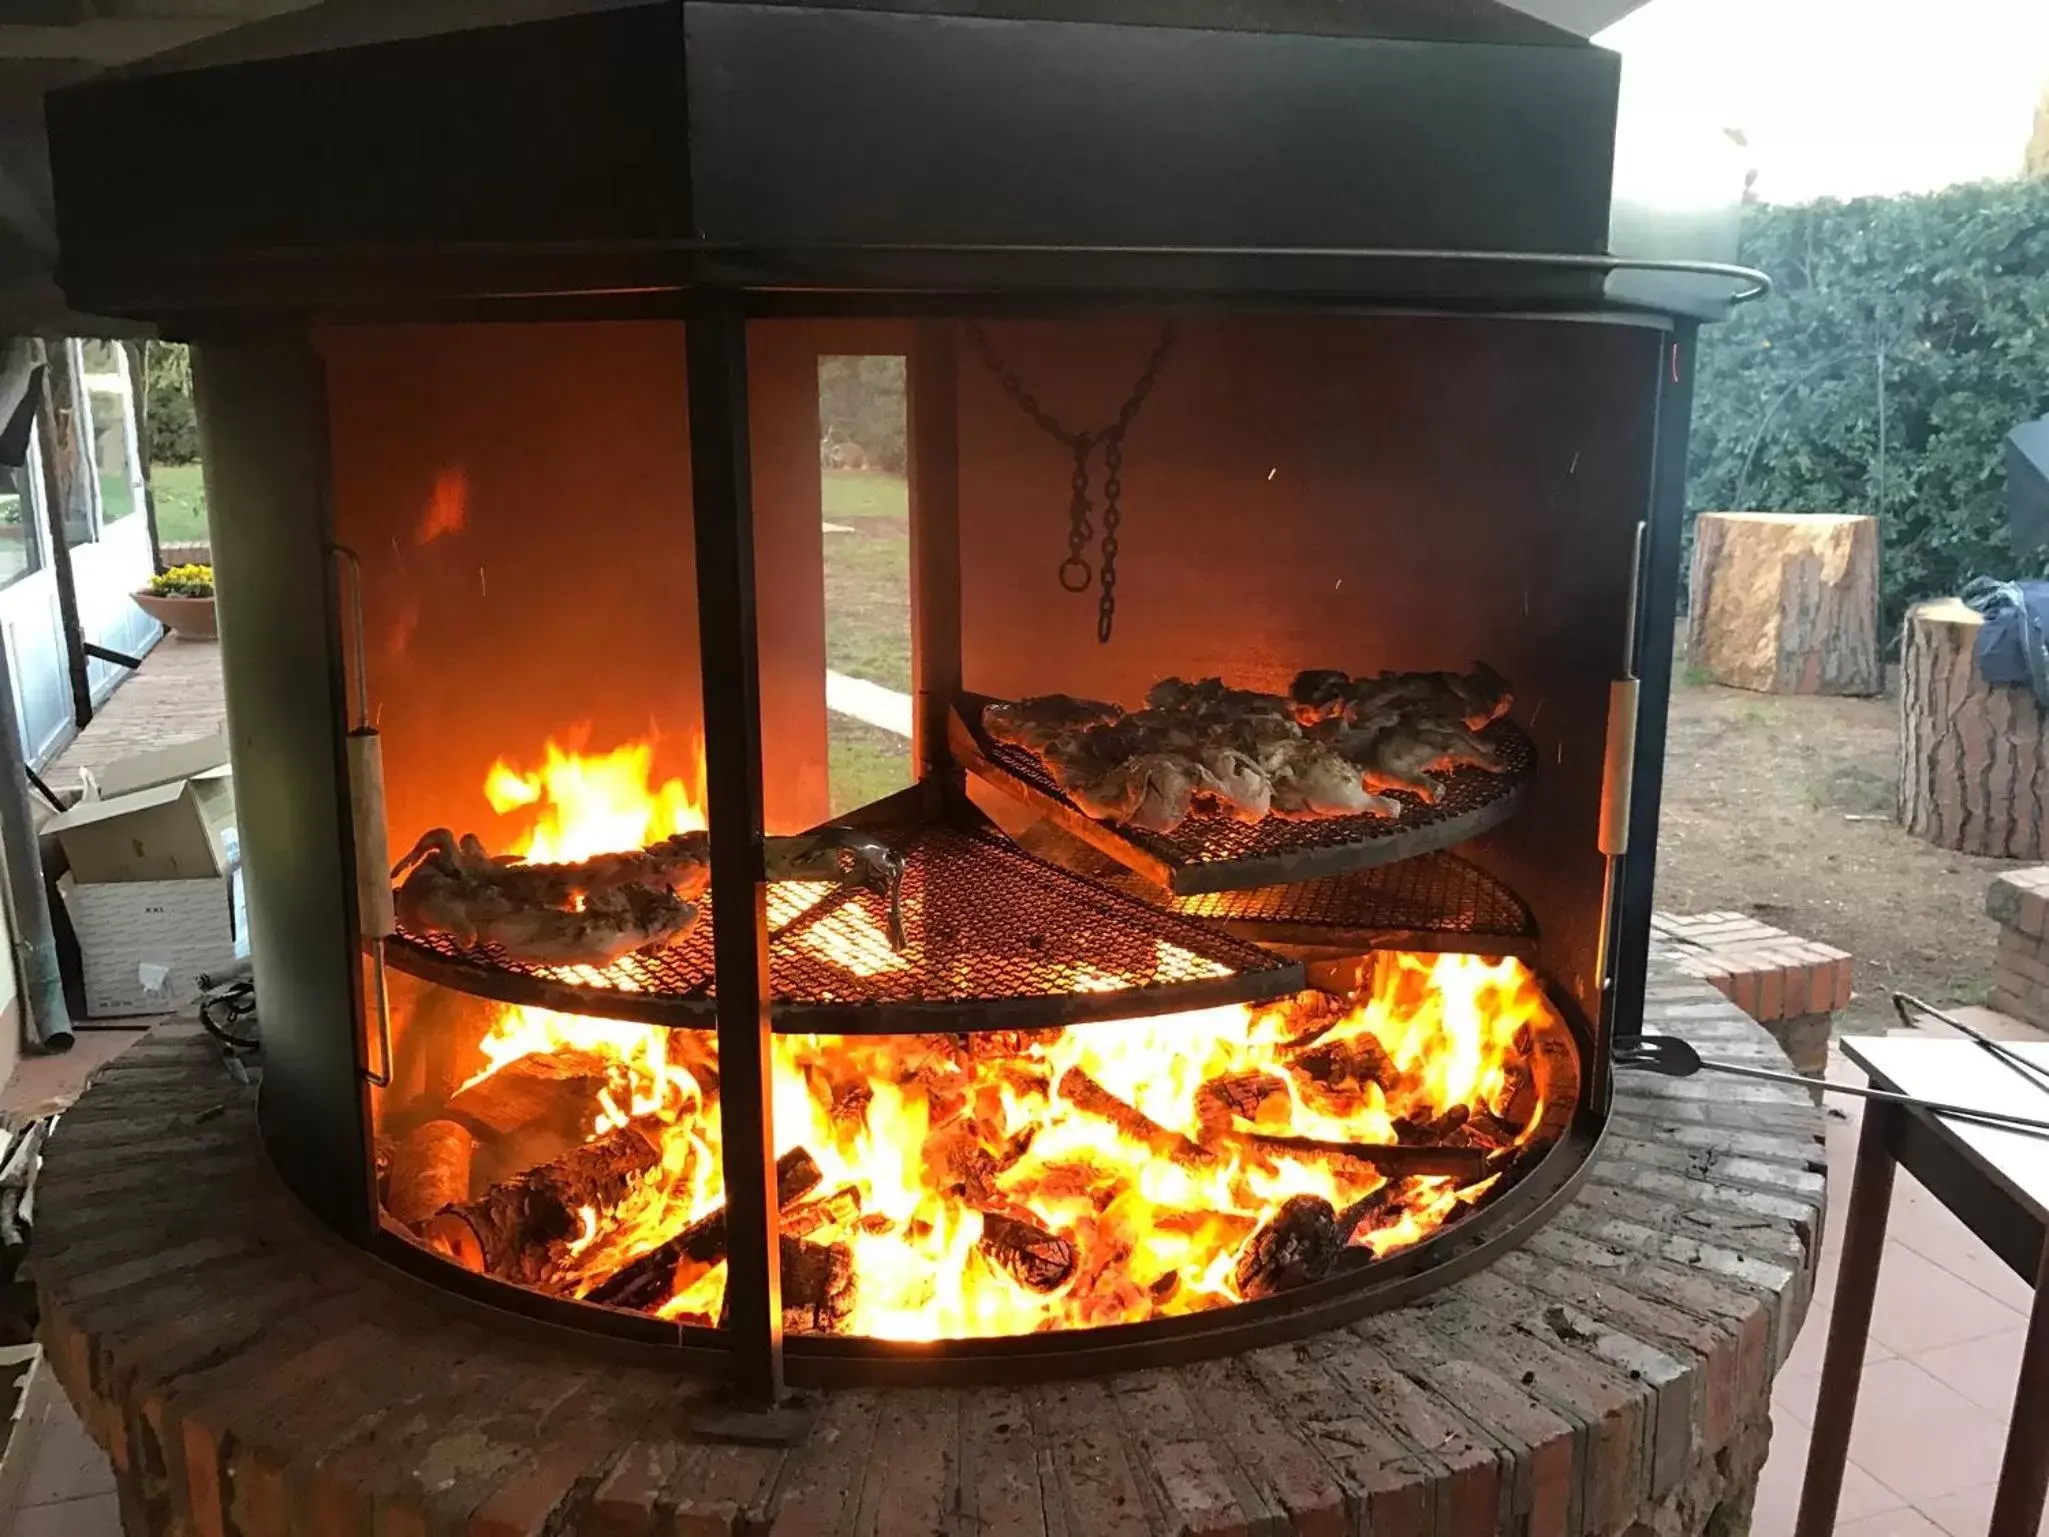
left=395, top=735, right=1566, bottom=1339
left=432, top=952, right=1558, bottom=1340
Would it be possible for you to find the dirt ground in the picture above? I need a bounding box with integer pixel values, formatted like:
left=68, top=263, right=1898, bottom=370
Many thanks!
left=1655, top=662, right=2015, bottom=1035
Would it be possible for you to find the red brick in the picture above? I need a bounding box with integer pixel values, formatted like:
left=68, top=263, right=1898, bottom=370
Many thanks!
left=227, top=1444, right=292, bottom=1537
left=471, top=1441, right=608, bottom=1537
left=590, top=1442, right=684, bottom=1536
left=1728, top=967, right=1761, bottom=1017
left=2022, top=891, right=2049, bottom=937
left=1755, top=966, right=1786, bottom=1022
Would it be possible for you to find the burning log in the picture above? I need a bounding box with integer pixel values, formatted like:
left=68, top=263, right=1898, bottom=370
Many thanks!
left=976, top=1212, right=1077, bottom=1293
left=1057, top=1067, right=1214, bottom=1166
left=1233, top=1187, right=1412, bottom=1301
left=779, top=1235, right=857, bottom=1334
left=1234, top=1195, right=1345, bottom=1300
left=386, top=1119, right=477, bottom=1225
left=1239, top=1132, right=1492, bottom=1181
left=1194, top=1071, right=1289, bottom=1135
left=1289, top=1035, right=1396, bottom=1092
left=1393, top=1104, right=1470, bottom=1145
left=584, top=1148, right=823, bottom=1311
left=421, top=1121, right=662, bottom=1284
left=443, top=1051, right=612, bottom=1138
left=783, top=1184, right=862, bottom=1240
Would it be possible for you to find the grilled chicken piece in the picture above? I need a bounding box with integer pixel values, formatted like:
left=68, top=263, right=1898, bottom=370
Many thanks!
left=1194, top=742, right=1272, bottom=821
left=1071, top=753, right=1223, bottom=832
left=1288, top=663, right=1512, bottom=733
left=1260, top=739, right=1398, bottom=819
left=1324, top=717, right=1502, bottom=802
left=982, top=694, right=1125, bottom=753
left=1147, top=676, right=1296, bottom=722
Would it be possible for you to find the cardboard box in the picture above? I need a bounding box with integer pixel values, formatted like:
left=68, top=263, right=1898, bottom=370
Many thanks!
left=59, top=870, right=243, bottom=1017
left=83, top=727, right=228, bottom=801
left=44, top=779, right=228, bottom=884
left=46, top=732, right=242, bottom=1017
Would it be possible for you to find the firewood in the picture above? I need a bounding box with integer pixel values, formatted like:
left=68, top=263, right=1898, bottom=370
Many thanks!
left=783, top=1185, right=862, bottom=1240
left=1393, top=1104, right=1470, bottom=1145
left=1194, top=1071, right=1289, bottom=1135
left=584, top=1148, right=823, bottom=1311
left=1688, top=511, right=1879, bottom=696
left=443, top=1051, right=612, bottom=1138
left=1900, top=597, right=2049, bottom=855
left=421, top=1121, right=662, bottom=1284
left=1233, top=1195, right=1345, bottom=1301
left=1289, top=1036, right=1395, bottom=1092
left=1240, top=1132, right=1490, bottom=1181
left=1057, top=1067, right=1214, bottom=1166
left=387, top=1119, right=477, bottom=1225
left=976, top=1211, right=1077, bottom=1293
left=780, top=1235, right=857, bottom=1333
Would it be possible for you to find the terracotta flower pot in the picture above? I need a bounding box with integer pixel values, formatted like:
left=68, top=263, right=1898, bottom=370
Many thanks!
left=132, top=590, right=218, bottom=641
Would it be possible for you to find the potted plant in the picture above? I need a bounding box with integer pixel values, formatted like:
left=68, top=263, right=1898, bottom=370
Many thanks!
left=132, top=563, right=218, bottom=640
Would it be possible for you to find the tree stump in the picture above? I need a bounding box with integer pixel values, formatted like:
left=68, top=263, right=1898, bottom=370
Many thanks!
left=1898, top=598, right=2049, bottom=858
left=1687, top=513, right=1881, bottom=695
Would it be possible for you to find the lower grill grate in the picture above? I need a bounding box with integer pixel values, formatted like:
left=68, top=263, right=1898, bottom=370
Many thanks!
left=386, top=824, right=1302, bottom=1034
left=1108, top=850, right=1535, bottom=953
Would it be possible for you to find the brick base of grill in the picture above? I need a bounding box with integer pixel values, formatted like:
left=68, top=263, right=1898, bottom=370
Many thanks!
left=34, top=966, right=1823, bottom=1537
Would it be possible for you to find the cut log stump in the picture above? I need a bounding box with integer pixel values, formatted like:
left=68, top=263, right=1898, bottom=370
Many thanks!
left=1687, top=512, right=1881, bottom=695
left=1899, top=598, right=2049, bottom=858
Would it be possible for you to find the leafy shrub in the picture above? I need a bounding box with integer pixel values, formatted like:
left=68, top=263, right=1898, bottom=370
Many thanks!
left=149, top=563, right=212, bottom=598
left=143, top=343, right=201, bottom=466
left=819, top=355, right=906, bottom=474
left=1689, top=179, right=2049, bottom=630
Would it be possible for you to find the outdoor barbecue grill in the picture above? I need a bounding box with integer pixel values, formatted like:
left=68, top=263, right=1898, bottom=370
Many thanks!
left=42, top=0, right=1757, bottom=1405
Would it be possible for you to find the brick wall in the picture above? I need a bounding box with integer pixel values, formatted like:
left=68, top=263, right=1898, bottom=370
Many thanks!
left=1987, top=867, right=2049, bottom=1026
left=33, top=979, right=1826, bottom=1537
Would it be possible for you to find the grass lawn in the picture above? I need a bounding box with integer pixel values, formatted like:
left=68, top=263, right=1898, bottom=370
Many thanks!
left=148, top=461, right=209, bottom=545
left=823, top=471, right=910, bottom=694
left=828, top=719, right=912, bottom=816
left=822, top=471, right=913, bottom=813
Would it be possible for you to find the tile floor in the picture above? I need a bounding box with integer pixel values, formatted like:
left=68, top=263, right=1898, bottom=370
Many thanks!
left=1750, top=1009, right=2047, bottom=1536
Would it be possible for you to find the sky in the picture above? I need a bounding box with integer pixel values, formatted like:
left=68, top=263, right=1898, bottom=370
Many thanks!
left=1597, top=0, right=2049, bottom=204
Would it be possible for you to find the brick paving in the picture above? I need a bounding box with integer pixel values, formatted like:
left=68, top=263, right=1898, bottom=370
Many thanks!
left=41, top=637, right=225, bottom=799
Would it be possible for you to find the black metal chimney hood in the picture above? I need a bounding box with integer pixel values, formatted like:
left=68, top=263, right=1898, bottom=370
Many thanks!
left=44, top=0, right=1646, bottom=317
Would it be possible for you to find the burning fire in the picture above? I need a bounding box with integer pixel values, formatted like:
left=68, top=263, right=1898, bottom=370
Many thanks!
left=459, top=957, right=1554, bottom=1338
left=405, top=736, right=1564, bottom=1339
left=482, top=732, right=706, bottom=862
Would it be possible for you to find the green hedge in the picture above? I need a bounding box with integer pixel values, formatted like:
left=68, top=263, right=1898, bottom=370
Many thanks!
left=143, top=342, right=200, bottom=465
left=1688, top=179, right=2049, bottom=629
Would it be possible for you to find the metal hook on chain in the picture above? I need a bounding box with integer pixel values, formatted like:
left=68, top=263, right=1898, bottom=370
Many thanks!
left=964, top=322, right=1179, bottom=643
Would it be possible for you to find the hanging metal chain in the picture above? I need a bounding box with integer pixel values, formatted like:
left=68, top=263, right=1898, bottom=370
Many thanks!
left=964, top=321, right=1179, bottom=642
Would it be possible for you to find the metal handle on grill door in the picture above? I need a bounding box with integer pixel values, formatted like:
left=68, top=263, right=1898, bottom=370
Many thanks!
left=332, top=544, right=393, bottom=1088
left=1597, top=678, right=1639, bottom=857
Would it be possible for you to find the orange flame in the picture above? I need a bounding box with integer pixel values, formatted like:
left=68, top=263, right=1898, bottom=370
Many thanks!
left=483, top=732, right=706, bottom=863
left=417, top=466, right=469, bottom=545
left=423, top=737, right=1561, bottom=1340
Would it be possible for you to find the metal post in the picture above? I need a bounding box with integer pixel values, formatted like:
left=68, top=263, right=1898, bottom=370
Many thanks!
left=1794, top=1099, right=1899, bottom=1537
left=1988, top=1233, right=2049, bottom=1537
left=0, top=621, right=72, bottom=1052
left=35, top=343, right=97, bottom=730
left=908, top=320, right=963, bottom=811
left=1609, top=325, right=1696, bottom=1050
left=687, top=292, right=784, bottom=1408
